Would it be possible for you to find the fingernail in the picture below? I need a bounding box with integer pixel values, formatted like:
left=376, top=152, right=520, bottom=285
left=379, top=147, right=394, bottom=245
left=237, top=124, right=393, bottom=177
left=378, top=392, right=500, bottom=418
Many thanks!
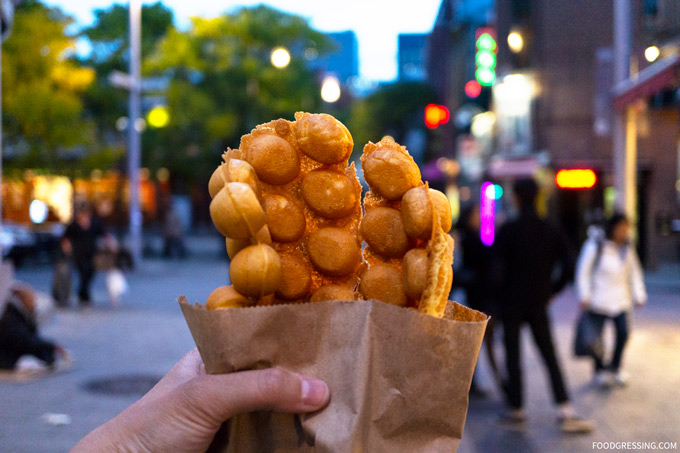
left=301, top=378, right=329, bottom=406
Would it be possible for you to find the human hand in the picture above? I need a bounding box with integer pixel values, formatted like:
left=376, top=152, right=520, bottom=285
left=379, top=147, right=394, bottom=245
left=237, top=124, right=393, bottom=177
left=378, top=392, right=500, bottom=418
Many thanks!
left=635, top=300, right=646, bottom=309
left=579, top=300, right=589, bottom=311
left=71, top=349, right=330, bottom=453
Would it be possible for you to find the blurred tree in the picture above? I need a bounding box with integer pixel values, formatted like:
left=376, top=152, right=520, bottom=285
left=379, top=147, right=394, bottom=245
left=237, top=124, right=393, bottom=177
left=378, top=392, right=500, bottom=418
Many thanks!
left=349, top=81, right=438, bottom=160
left=1, top=0, right=95, bottom=171
left=144, top=5, right=333, bottom=186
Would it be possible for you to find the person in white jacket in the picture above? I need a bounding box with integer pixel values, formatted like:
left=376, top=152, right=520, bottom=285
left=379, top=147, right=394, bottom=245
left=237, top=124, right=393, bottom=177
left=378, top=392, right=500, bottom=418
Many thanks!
left=575, top=213, right=647, bottom=387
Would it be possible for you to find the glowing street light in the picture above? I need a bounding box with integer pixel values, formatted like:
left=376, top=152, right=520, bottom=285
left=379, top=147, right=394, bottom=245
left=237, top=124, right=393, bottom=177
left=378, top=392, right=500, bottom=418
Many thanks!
left=471, top=112, right=496, bottom=137
left=321, top=76, right=341, bottom=103
left=508, top=31, right=524, bottom=53
left=270, top=47, right=291, bottom=68
left=644, top=46, right=660, bottom=62
left=29, top=200, right=48, bottom=224
left=147, top=105, right=170, bottom=128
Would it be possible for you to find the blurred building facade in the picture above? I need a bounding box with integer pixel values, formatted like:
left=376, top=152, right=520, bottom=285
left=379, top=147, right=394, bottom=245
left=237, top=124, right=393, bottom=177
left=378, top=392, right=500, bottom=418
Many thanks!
left=494, top=0, right=680, bottom=267
left=426, top=0, right=496, bottom=194
left=428, top=0, right=680, bottom=266
left=398, top=34, right=428, bottom=81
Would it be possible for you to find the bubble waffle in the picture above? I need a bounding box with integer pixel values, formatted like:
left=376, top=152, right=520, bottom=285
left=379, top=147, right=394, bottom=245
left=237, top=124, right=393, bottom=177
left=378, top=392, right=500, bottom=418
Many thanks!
left=207, top=150, right=278, bottom=306
left=207, top=114, right=454, bottom=318
left=359, top=137, right=453, bottom=316
left=209, top=113, right=363, bottom=306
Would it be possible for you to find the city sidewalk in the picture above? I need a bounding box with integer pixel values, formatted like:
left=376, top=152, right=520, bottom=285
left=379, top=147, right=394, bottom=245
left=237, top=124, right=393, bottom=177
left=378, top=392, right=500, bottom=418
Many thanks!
left=1, top=236, right=678, bottom=452
left=460, top=274, right=680, bottom=453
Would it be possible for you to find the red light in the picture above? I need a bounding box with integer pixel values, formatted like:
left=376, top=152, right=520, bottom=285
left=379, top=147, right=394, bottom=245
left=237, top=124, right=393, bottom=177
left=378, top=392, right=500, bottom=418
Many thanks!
left=424, top=104, right=450, bottom=129
left=556, top=169, right=597, bottom=189
left=465, top=80, right=482, bottom=98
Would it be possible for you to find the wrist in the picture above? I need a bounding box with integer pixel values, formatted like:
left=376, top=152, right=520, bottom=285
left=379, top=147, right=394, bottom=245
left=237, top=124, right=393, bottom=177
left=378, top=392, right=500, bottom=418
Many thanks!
left=72, top=409, right=148, bottom=453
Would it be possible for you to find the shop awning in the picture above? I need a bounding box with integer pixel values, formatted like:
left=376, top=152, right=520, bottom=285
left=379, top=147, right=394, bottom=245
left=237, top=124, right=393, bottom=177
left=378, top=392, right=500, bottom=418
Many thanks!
left=612, top=54, right=680, bottom=110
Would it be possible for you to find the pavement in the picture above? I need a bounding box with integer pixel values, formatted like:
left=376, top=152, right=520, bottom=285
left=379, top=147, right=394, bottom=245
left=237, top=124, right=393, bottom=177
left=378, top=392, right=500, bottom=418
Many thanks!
left=1, top=235, right=679, bottom=452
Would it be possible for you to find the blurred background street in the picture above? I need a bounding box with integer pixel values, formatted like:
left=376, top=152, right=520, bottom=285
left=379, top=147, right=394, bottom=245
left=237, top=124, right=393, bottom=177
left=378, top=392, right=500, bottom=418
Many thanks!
left=2, top=0, right=680, bottom=451
left=0, top=235, right=677, bottom=452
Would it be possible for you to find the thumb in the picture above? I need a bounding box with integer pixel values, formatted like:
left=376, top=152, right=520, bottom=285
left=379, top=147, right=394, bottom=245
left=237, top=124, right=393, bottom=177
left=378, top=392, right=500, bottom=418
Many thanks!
left=181, top=367, right=330, bottom=422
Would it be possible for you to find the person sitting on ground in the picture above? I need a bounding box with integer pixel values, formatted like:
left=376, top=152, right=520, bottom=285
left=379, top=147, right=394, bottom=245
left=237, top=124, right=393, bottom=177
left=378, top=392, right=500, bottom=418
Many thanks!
left=0, top=282, right=66, bottom=372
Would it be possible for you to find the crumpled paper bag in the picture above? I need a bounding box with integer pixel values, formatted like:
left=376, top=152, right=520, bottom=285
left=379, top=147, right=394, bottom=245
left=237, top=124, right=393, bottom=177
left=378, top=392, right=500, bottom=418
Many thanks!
left=179, top=298, right=487, bottom=452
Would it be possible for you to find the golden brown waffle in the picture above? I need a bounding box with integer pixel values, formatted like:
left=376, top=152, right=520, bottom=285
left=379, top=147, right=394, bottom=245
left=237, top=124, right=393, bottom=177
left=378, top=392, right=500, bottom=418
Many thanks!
left=208, top=112, right=363, bottom=307
left=207, top=114, right=454, bottom=318
left=359, top=137, right=453, bottom=317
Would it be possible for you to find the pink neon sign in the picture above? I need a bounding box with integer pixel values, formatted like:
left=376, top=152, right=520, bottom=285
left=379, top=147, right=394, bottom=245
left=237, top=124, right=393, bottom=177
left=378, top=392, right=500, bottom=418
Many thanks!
left=480, top=181, right=495, bottom=246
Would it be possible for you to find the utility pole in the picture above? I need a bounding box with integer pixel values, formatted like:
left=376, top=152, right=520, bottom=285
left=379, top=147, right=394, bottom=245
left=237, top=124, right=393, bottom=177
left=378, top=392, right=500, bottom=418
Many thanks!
left=128, top=0, right=142, bottom=265
left=613, top=0, right=636, bottom=222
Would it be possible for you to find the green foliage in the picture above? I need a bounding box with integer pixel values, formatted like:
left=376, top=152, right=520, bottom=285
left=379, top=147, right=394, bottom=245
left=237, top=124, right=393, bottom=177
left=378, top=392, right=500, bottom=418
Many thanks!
left=349, top=81, right=438, bottom=156
left=2, top=2, right=337, bottom=188
left=1, top=0, right=95, bottom=170
left=83, top=2, right=174, bottom=73
left=143, top=5, right=332, bottom=184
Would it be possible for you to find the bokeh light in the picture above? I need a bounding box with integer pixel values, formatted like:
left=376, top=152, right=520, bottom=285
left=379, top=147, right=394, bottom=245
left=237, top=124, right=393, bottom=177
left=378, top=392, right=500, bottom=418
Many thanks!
left=321, top=76, right=341, bottom=103
left=270, top=47, right=291, bottom=68
left=29, top=200, right=48, bottom=224
left=645, top=46, right=660, bottom=62
left=508, top=31, right=524, bottom=53
left=147, top=106, right=170, bottom=128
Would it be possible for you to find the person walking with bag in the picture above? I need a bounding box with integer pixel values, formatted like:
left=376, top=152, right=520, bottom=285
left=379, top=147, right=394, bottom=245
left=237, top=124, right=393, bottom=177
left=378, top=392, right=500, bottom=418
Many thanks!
left=575, top=213, right=647, bottom=387
left=62, top=202, right=114, bottom=307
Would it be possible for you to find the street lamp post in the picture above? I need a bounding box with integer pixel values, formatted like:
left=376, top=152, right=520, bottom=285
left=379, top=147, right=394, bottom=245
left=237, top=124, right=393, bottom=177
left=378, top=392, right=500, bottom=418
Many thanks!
left=128, top=0, right=142, bottom=265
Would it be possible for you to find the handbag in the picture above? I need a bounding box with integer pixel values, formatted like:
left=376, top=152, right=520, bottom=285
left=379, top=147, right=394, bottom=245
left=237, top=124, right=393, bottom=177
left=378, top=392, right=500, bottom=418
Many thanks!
left=51, top=258, right=72, bottom=308
left=573, top=311, right=603, bottom=357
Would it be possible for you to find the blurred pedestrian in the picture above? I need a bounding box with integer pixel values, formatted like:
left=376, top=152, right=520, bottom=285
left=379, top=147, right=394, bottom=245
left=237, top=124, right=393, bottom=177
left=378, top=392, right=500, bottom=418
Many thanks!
left=495, top=178, right=593, bottom=433
left=163, top=200, right=186, bottom=259
left=62, top=202, right=114, bottom=307
left=575, top=213, right=646, bottom=387
left=0, top=263, right=69, bottom=372
left=454, top=205, right=501, bottom=395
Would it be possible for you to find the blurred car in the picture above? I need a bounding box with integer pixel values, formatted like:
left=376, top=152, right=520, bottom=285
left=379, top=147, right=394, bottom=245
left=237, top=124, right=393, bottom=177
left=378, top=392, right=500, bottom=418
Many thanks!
left=1, top=222, right=37, bottom=266
left=1, top=222, right=65, bottom=267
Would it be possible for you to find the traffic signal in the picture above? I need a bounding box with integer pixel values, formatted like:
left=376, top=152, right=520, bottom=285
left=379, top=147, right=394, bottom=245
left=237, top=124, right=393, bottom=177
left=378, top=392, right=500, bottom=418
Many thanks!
left=464, top=80, right=482, bottom=98
left=424, top=104, right=450, bottom=129
left=475, top=27, right=497, bottom=86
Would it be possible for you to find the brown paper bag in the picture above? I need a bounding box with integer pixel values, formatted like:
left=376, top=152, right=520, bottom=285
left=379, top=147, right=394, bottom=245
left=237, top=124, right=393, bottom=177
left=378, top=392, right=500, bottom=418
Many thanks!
left=179, top=298, right=487, bottom=452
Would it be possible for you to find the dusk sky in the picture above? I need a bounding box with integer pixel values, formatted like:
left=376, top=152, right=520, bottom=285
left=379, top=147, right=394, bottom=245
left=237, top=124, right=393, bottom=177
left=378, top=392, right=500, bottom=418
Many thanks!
left=43, top=0, right=443, bottom=81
